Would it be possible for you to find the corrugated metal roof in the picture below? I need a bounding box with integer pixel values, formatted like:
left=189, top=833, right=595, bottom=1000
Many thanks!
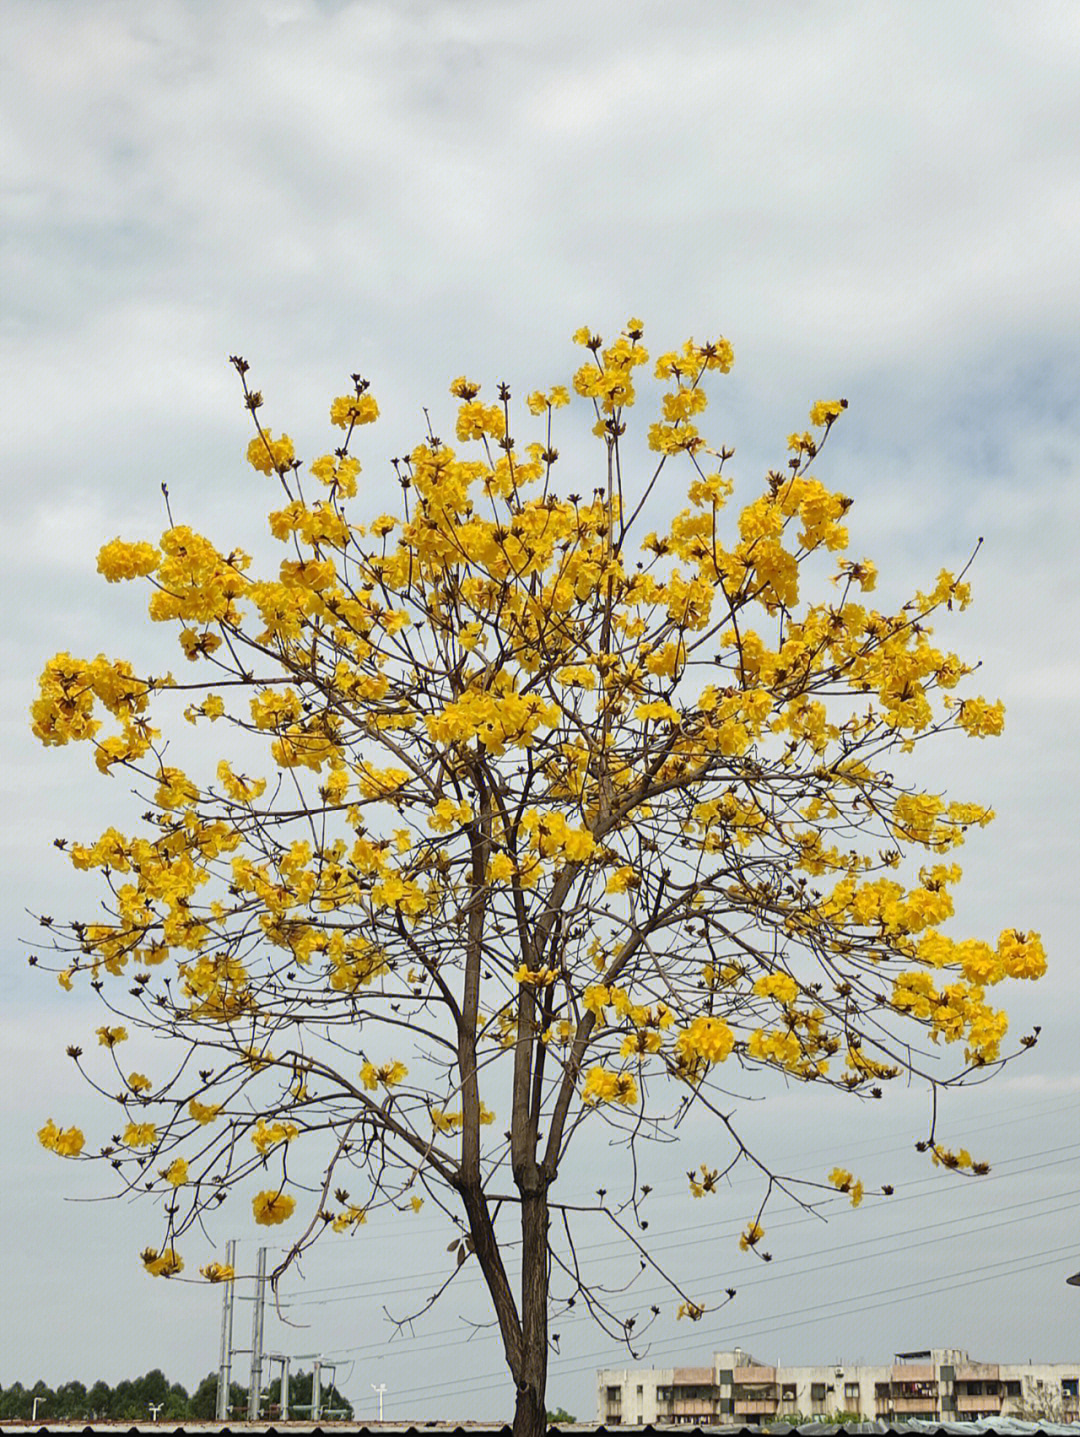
left=2, top=1422, right=1077, bottom=1436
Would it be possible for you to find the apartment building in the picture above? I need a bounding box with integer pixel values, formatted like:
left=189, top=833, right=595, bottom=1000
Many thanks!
left=597, top=1347, right=1080, bottom=1425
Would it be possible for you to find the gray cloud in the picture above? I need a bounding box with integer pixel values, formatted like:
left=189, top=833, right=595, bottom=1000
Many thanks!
left=3, top=0, right=1078, bottom=1419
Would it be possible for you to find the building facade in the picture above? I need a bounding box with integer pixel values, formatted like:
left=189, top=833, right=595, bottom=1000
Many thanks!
left=597, top=1348, right=1080, bottom=1425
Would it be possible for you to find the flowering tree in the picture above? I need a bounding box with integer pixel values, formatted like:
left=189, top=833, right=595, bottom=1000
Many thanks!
left=32, top=321, right=1044, bottom=1437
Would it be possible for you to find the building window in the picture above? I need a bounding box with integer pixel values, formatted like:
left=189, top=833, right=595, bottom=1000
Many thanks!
left=1062, top=1379, right=1079, bottom=1399
left=844, top=1383, right=860, bottom=1403
left=1005, top=1382, right=1022, bottom=1397
left=782, top=1385, right=797, bottom=1401
left=811, top=1384, right=827, bottom=1402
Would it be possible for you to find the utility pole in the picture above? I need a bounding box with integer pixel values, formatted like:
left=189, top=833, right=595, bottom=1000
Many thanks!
left=372, top=1383, right=387, bottom=1421
left=247, top=1246, right=267, bottom=1421
left=215, top=1239, right=237, bottom=1421
left=312, top=1359, right=322, bottom=1423
left=265, top=1355, right=291, bottom=1421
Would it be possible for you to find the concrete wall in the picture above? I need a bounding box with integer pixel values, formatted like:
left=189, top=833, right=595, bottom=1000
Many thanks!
left=596, top=1348, right=1080, bottom=1424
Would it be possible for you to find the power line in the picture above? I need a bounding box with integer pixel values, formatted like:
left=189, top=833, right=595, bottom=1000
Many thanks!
left=372, top=1247, right=1077, bottom=1407
left=274, top=1143, right=1080, bottom=1308
left=280, top=1183, right=1080, bottom=1329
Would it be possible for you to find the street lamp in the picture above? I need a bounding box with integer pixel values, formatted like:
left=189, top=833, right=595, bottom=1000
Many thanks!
left=372, top=1383, right=387, bottom=1421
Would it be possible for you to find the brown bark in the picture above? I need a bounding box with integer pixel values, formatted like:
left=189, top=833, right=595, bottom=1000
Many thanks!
left=514, top=1184, right=550, bottom=1437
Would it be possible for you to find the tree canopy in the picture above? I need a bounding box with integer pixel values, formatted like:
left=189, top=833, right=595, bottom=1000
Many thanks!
left=0, top=1370, right=300, bottom=1422
left=31, top=320, right=1044, bottom=1437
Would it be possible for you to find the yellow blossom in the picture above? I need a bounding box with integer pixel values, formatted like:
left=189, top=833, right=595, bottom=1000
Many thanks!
left=163, top=1157, right=189, bottom=1187
left=809, top=399, right=847, bottom=427
left=487, top=852, right=516, bottom=883
left=675, top=1016, right=735, bottom=1065
left=332, top=1204, right=368, bottom=1232
left=142, top=1247, right=184, bottom=1277
left=97, top=539, right=160, bottom=582
left=330, top=394, right=379, bottom=428
left=188, top=1098, right=221, bottom=1125
left=827, top=1167, right=864, bottom=1205
left=581, top=1067, right=638, bottom=1106
left=250, top=1119, right=299, bottom=1153
left=739, top=1221, right=765, bottom=1251
left=246, top=430, right=295, bottom=475
left=38, top=1120, right=85, bottom=1157
left=252, top=1189, right=296, bottom=1225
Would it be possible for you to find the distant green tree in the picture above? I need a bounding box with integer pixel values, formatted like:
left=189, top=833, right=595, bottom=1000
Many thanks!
left=546, top=1407, right=577, bottom=1424
left=136, top=1368, right=172, bottom=1408
left=0, top=1383, right=29, bottom=1420
left=165, top=1381, right=190, bottom=1419
left=113, top=1378, right=141, bottom=1419
left=55, top=1380, right=88, bottom=1419
left=86, top=1379, right=113, bottom=1418
left=188, top=1373, right=222, bottom=1419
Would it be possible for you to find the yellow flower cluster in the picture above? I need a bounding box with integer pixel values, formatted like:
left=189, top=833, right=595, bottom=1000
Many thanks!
left=332, top=1205, right=368, bottom=1233
left=430, top=1106, right=464, bottom=1133
left=674, top=1016, right=735, bottom=1066
left=162, top=1158, right=188, bottom=1187
left=827, top=1167, right=864, bottom=1206
left=252, top=1190, right=296, bottom=1225
left=32, top=652, right=154, bottom=772
left=427, top=797, right=473, bottom=832
left=522, top=810, right=596, bottom=862
left=330, top=393, right=379, bottom=429
left=250, top=1119, right=299, bottom=1153
left=738, top=1221, right=765, bottom=1252
left=246, top=431, right=295, bottom=475
left=188, top=1098, right=222, bottom=1125
left=513, top=964, right=559, bottom=987
left=426, top=681, right=559, bottom=757
left=360, top=1060, right=408, bottom=1091
left=97, top=538, right=160, bottom=582
left=581, top=1067, right=639, bottom=1106
left=142, top=1247, right=184, bottom=1277
left=688, top=1164, right=719, bottom=1198
left=124, top=1122, right=157, bottom=1149
left=752, top=973, right=800, bottom=1005
left=38, top=1120, right=85, bottom=1157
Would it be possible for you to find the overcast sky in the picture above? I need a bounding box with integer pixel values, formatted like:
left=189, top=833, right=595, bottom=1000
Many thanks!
left=3, top=0, right=1079, bottom=1423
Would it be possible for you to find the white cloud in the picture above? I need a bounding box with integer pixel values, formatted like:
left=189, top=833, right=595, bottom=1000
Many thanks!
left=2, top=0, right=1079, bottom=1417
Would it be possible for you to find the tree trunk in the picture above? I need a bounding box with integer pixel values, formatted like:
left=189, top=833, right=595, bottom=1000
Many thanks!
left=513, top=1185, right=550, bottom=1437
